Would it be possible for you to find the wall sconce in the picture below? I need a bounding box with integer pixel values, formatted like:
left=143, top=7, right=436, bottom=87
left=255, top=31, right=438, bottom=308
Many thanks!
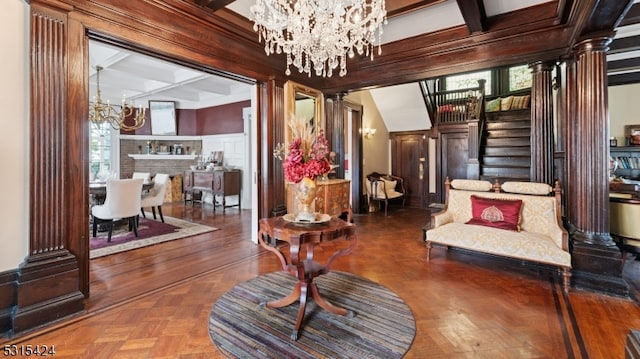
left=363, top=127, right=376, bottom=139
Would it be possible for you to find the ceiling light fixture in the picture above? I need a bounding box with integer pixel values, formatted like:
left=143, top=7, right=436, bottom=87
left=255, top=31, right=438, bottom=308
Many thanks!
left=250, top=0, right=387, bottom=78
left=89, top=65, right=146, bottom=131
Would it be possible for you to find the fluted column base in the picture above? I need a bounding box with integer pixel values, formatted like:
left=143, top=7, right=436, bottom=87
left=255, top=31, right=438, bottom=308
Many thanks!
left=570, top=235, right=629, bottom=297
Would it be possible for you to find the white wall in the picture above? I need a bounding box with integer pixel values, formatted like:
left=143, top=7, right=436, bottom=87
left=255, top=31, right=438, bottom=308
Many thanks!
left=201, top=134, right=249, bottom=208
left=0, top=0, right=29, bottom=271
left=610, top=83, right=640, bottom=144
left=345, top=91, right=390, bottom=176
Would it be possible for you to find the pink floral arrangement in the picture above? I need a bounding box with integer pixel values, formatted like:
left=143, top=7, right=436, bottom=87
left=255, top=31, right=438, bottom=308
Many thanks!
left=275, top=116, right=331, bottom=183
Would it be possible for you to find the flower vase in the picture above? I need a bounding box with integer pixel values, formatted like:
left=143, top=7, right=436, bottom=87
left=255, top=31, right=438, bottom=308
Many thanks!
left=293, top=177, right=318, bottom=222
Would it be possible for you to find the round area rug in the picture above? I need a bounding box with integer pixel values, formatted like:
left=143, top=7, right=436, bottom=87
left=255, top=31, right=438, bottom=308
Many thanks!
left=209, top=271, right=416, bottom=358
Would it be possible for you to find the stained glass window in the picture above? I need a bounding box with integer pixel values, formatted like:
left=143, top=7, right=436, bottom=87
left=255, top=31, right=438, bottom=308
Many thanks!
left=445, top=70, right=492, bottom=95
left=508, top=65, right=532, bottom=91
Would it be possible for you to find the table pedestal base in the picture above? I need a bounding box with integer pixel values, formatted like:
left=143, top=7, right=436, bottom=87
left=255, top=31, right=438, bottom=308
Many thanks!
left=261, top=278, right=355, bottom=340
left=257, top=216, right=357, bottom=341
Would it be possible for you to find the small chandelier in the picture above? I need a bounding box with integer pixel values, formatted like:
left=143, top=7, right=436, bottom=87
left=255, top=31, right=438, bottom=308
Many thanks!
left=89, top=65, right=146, bottom=131
left=250, top=0, right=387, bottom=78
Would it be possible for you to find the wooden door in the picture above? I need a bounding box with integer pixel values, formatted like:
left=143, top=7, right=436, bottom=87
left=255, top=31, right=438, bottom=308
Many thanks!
left=437, top=128, right=469, bottom=203
left=391, top=133, right=428, bottom=208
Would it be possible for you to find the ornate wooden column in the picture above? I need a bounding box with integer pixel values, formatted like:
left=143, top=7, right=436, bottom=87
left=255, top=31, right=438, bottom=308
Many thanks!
left=566, top=36, right=628, bottom=296
left=12, top=2, right=86, bottom=333
left=261, top=79, right=286, bottom=217
left=326, top=93, right=347, bottom=179
left=529, top=61, right=555, bottom=185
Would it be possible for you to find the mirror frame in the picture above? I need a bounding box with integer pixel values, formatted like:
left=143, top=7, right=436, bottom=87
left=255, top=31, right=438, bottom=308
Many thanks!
left=284, top=80, right=325, bottom=142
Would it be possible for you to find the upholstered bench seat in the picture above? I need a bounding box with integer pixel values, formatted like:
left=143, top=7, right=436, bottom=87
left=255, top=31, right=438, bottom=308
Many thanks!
left=427, top=222, right=571, bottom=267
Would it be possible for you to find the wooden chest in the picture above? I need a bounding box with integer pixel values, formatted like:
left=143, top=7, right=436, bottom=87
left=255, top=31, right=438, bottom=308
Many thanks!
left=287, top=179, right=351, bottom=218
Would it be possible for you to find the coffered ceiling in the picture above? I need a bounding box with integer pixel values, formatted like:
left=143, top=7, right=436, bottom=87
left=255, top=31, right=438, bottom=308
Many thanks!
left=90, top=0, right=640, bottom=131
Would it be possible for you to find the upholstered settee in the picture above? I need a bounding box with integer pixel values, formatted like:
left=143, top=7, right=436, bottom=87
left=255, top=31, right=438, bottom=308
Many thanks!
left=425, top=178, right=572, bottom=292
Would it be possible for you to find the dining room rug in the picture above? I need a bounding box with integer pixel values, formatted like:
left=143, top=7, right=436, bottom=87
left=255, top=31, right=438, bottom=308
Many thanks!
left=90, top=216, right=217, bottom=259
left=208, top=270, right=416, bottom=358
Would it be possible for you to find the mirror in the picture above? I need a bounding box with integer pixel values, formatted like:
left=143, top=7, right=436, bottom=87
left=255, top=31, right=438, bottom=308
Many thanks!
left=149, top=100, right=177, bottom=135
left=284, top=81, right=324, bottom=142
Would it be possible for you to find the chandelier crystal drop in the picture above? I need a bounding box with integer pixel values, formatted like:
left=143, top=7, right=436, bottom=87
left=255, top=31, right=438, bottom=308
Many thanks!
left=89, top=65, right=146, bottom=131
left=250, top=0, right=387, bottom=77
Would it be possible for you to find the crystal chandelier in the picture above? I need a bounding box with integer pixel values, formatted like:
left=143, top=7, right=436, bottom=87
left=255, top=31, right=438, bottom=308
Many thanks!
left=250, top=0, right=387, bottom=77
left=89, top=65, right=146, bottom=131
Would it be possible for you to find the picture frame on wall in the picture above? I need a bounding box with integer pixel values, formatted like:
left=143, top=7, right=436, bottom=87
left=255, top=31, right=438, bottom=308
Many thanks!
left=625, top=124, right=640, bottom=146
left=149, top=100, right=177, bottom=135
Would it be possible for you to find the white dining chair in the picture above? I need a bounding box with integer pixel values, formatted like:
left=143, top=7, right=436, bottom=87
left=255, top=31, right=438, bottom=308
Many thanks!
left=91, top=178, right=144, bottom=242
left=141, top=173, right=169, bottom=223
left=132, top=172, right=151, bottom=182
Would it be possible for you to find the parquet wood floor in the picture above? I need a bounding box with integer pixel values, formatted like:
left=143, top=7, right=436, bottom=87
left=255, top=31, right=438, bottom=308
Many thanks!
left=4, top=203, right=640, bottom=358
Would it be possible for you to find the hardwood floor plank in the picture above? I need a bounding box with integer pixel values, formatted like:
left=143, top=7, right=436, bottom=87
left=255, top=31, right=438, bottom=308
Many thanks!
left=3, top=204, right=640, bottom=358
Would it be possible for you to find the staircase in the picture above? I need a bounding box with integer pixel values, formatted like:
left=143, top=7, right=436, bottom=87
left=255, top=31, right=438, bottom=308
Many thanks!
left=479, top=109, right=532, bottom=183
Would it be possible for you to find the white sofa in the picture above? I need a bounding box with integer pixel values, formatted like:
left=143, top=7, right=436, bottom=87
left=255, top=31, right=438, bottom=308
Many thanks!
left=425, top=178, right=571, bottom=292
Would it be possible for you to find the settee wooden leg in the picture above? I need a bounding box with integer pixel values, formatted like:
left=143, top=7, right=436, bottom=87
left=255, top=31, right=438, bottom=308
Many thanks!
left=426, top=241, right=432, bottom=261
left=561, top=267, right=571, bottom=293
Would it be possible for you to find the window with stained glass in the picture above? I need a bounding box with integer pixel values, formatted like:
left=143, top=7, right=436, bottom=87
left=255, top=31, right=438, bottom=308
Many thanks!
left=445, top=70, right=492, bottom=96
left=508, top=65, right=532, bottom=92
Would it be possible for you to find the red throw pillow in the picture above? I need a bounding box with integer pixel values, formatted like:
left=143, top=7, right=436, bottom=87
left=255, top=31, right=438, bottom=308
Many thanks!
left=466, top=195, right=523, bottom=231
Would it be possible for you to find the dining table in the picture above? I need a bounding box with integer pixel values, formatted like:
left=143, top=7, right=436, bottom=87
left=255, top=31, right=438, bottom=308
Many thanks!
left=89, top=180, right=154, bottom=205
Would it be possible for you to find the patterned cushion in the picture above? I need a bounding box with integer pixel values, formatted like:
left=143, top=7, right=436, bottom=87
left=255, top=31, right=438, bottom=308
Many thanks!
left=485, top=98, right=501, bottom=112
left=502, top=181, right=552, bottom=195
left=500, top=96, right=514, bottom=111
left=450, top=179, right=493, bottom=192
left=511, top=95, right=530, bottom=110
left=466, top=195, right=523, bottom=231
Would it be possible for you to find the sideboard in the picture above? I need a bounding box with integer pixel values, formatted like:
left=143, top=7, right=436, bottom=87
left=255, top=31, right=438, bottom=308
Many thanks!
left=286, top=179, right=351, bottom=220
left=184, top=169, right=241, bottom=213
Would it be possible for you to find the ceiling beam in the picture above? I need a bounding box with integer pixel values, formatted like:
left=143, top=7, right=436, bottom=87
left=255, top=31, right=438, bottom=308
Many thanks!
left=581, top=0, right=635, bottom=35
left=608, top=57, right=640, bottom=73
left=385, top=0, right=446, bottom=18
left=456, top=0, right=487, bottom=34
left=194, top=0, right=236, bottom=12
left=609, top=71, right=640, bottom=86
left=609, top=35, right=640, bottom=54
left=620, top=3, right=640, bottom=26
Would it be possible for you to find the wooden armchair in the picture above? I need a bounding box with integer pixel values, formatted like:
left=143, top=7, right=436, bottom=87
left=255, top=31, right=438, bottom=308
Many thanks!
left=366, top=172, right=406, bottom=215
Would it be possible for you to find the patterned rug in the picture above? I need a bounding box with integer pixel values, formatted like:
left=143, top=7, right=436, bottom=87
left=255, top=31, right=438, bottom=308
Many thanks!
left=209, top=271, right=416, bottom=358
left=90, top=216, right=217, bottom=259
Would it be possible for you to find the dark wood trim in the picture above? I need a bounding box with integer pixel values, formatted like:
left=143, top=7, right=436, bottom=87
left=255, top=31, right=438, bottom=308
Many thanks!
left=262, top=80, right=286, bottom=217
left=0, top=270, right=17, bottom=337
left=11, top=2, right=85, bottom=336
left=344, top=100, right=364, bottom=215
left=327, top=93, right=346, bottom=180
left=193, top=0, right=235, bottom=13
left=530, top=61, right=555, bottom=185
left=566, top=36, right=629, bottom=295
left=456, top=0, right=487, bottom=34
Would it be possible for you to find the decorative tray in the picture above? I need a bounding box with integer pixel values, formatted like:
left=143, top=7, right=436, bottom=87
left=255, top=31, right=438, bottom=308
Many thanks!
left=283, top=213, right=331, bottom=225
